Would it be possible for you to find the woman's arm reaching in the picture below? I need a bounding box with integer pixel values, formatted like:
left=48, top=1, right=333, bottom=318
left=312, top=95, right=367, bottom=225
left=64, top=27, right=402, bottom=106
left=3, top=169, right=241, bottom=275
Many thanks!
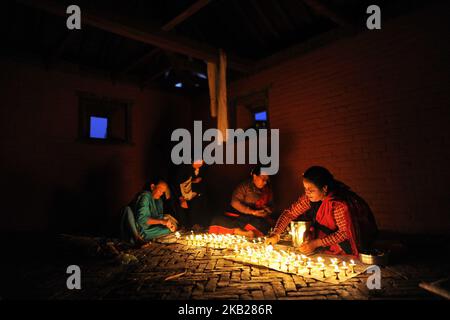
left=271, top=194, right=311, bottom=235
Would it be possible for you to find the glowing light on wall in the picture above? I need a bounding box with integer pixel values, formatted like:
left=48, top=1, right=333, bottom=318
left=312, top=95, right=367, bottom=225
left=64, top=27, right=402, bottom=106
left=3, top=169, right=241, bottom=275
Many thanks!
left=89, top=116, right=108, bottom=139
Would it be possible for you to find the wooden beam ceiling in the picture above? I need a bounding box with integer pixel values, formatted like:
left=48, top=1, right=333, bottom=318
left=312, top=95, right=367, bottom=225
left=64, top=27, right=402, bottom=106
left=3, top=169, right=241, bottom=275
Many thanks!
left=116, top=49, right=161, bottom=77
left=249, top=0, right=280, bottom=38
left=302, top=0, right=352, bottom=28
left=254, top=27, right=352, bottom=72
left=230, top=1, right=267, bottom=47
left=17, top=0, right=252, bottom=73
left=161, top=0, right=211, bottom=32
left=140, top=67, right=172, bottom=90
left=116, top=0, right=212, bottom=78
left=271, top=1, right=296, bottom=33
left=44, top=30, right=75, bottom=68
left=165, top=51, right=207, bottom=77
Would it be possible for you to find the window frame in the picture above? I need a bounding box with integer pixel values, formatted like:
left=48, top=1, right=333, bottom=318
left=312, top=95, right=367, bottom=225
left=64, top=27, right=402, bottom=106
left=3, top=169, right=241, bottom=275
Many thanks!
left=77, top=91, right=133, bottom=145
left=230, top=88, right=270, bottom=130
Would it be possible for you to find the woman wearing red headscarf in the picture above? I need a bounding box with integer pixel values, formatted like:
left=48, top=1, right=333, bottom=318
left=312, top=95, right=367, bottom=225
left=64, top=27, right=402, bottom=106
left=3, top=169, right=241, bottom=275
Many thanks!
left=266, top=166, right=378, bottom=256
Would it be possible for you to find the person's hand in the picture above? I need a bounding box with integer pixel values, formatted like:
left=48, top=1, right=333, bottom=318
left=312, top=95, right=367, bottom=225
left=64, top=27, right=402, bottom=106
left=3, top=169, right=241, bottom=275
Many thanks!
left=165, top=220, right=177, bottom=232
left=262, top=206, right=273, bottom=214
left=265, top=234, right=280, bottom=245
left=298, top=239, right=321, bottom=255
left=179, top=197, right=188, bottom=209
left=192, top=177, right=202, bottom=184
left=251, top=209, right=267, bottom=217
left=164, top=214, right=178, bottom=227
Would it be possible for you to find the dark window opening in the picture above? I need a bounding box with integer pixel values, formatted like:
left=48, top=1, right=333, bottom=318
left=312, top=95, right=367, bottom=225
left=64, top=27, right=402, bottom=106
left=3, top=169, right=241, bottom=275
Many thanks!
left=89, top=116, right=108, bottom=139
left=230, top=89, right=270, bottom=130
left=254, top=111, right=267, bottom=121
left=78, top=92, right=133, bottom=145
left=253, top=109, right=269, bottom=129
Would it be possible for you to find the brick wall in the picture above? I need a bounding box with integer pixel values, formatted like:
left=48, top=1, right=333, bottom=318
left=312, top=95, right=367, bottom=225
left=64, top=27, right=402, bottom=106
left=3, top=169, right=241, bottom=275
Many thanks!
left=0, top=58, right=192, bottom=234
left=210, top=2, right=450, bottom=234
left=2, top=3, right=449, bottom=236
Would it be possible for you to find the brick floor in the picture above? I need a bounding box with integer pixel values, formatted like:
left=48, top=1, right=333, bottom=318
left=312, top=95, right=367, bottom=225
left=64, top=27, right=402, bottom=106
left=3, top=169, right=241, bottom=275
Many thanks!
left=6, top=236, right=448, bottom=300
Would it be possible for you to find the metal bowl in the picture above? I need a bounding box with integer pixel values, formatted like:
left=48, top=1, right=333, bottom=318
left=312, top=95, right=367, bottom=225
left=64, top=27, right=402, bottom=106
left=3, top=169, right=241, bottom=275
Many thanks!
left=358, top=249, right=389, bottom=265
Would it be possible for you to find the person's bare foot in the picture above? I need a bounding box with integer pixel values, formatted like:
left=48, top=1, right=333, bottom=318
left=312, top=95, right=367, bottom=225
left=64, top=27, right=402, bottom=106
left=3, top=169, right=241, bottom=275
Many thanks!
left=233, top=228, right=255, bottom=239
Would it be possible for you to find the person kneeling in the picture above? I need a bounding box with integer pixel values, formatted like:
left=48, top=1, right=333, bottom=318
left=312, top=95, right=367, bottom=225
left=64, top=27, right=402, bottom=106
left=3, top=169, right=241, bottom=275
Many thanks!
left=134, top=180, right=178, bottom=241
left=209, top=166, right=274, bottom=238
left=265, top=166, right=378, bottom=256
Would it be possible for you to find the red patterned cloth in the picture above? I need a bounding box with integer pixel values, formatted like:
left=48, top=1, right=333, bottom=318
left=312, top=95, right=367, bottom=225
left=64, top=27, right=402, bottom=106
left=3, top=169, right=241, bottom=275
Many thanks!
left=271, top=190, right=377, bottom=256
left=209, top=179, right=274, bottom=236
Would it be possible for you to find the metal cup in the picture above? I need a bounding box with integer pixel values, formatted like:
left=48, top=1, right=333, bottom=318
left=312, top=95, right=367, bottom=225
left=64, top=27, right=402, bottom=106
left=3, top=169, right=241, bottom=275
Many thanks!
left=290, top=221, right=311, bottom=247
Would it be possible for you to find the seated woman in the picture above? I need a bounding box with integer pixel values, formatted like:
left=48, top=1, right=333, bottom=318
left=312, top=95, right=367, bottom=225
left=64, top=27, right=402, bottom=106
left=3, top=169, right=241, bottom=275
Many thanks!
left=134, top=180, right=178, bottom=241
left=209, top=166, right=274, bottom=238
left=175, top=159, right=210, bottom=231
left=266, top=166, right=378, bottom=256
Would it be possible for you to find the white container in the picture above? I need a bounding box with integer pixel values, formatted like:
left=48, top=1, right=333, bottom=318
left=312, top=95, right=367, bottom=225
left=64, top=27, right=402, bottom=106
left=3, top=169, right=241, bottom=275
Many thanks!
left=290, top=221, right=311, bottom=247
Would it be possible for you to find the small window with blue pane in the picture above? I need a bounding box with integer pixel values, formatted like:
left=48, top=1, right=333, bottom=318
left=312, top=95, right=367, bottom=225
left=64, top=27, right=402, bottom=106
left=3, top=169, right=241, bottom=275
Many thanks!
left=89, top=116, right=108, bottom=139
left=253, top=109, right=269, bottom=129
left=78, top=92, right=132, bottom=144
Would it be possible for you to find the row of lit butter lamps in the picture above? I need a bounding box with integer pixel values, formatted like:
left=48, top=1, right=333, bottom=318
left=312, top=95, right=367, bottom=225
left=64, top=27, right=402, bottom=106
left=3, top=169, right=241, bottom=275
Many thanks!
left=175, top=232, right=357, bottom=280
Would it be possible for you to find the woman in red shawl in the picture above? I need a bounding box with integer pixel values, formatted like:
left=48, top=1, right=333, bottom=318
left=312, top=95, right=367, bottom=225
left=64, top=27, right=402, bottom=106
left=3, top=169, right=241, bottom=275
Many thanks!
left=266, top=166, right=378, bottom=256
